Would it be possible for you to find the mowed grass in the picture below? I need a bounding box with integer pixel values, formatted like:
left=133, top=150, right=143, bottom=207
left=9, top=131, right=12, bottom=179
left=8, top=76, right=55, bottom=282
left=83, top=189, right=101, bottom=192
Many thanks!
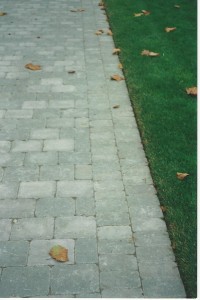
left=103, top=0, right=197, bottom=297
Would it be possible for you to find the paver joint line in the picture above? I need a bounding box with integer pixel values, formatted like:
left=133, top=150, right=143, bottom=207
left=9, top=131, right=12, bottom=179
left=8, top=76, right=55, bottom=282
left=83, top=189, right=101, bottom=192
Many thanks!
left=0, top=0, right=186, bottom=298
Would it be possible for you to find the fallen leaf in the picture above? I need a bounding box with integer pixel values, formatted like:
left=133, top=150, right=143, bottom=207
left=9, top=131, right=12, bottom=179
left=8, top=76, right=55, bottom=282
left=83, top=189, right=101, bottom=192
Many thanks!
left=113, top=105, right=120, bottom=109
left=176, top=172, right=189, bottom=180
left=68, top=70, right=76, bottom=74
left=112, top=48, right=121, bottom=55
left=141, top=10, right=151, bottom=15
left=141, top=49, right=160, bottom=57
left=160, top=205, right=167, bottom=212
left=98, top=2, right=104, bottom=6
left=70, top=9, right=85, bottom=12
left=118, top=63, right=123, bottom=69
left=172, top=242, right=176, bottom=250
left=134, top=13, right=144, bottom=17
left=107, top=29, right=113, bottom=36
left=165, top=27, right=176, bottom=32
left=0, top=11, right=7, bottom=16
left=111, top=74, right=124, bottom=81
left=186, top=87, right=197, bottom=96
left=49, top=245, right=69, bottom=262
left=174, top=4, right=180, bottom=8
left=25, top=63, right=41, bottom=71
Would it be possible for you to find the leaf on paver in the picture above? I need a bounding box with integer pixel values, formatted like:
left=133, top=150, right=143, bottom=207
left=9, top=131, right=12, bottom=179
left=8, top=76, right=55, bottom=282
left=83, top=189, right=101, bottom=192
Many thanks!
left=141, top=10, right=151, bottom=15
left=176, top=172, right=189, bottom=180
left=107, top=29, right=113, bottom=36
left=112, top=48, right=121, bottom=55
left=174, top=4, right=180, bottom=8
left=0, top=12, right=7, bottom=16
left=111, top=74, right=124, bottom=81
left=25, top=63, right=41, bottom=71
left=98, top=2, right=104, bottom=6
left=165, top=27, right=176, bottom=33
left=113, top=105, right=120, bottom=109
left=70, top=9, right=85, bottom=12
left=95, top=29, right=104, bottom=35
left=134, top=13, right=144, bottom=17
left=141, top=49, right=160, bottom=57
left=68, top=70, right=76, bottom=74
left=49, top=245, right=69, bottom=262
left=118, top=63, right=123, bottom=69
left=186, top=87, right=197, bottom=96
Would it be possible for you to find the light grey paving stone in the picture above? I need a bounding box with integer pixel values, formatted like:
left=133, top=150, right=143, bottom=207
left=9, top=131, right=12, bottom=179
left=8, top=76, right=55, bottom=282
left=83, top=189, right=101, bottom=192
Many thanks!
left=30, top=128, right=59, bottom=139
left=0, top=141, right=11, bottom=153
left=3, top=166, right=39, bottom=182
left=76, top=292, right=101, bottom=298
left=28, top=239, right=75, bottom=266
left=41, top=78, right=63, bottom=85
left=42, top=295, right=75, bottom=298
left=0, top=199, right=36, bottom=218
left=102, top=288, right=144, bottom=298
left=76, top=196, right=95, bottom=216
left=10, top=217, right=54, bottom=240
left=0, top=128, right=29, bottom=141
left=33, top=108, right=61, bottom=119
left=51, top=85, right=76, bottom=93
left=0, top=168, right=3, bottom=181
left=75, top=117, right=89, bottom=128
left=0, top=266, right=50, bottom=297
left=25, top=151, right=58, bottom=166
left=75, top=164, right=92, bottom=179
left=136, top=245, right=175, bottom=262
left=100, top=270, right=141, bottom=289
left=40, top=164, right=74, bottom=180
left=43, top=139, right=74, bottom=151
left=99, top=254, right=138, bottom=272
left=94, top=180, right=124, bottom=192
left=129, top=203, right=163, bottom=219
left=134, top=231, right=171, bottom=246
left=12, top=140, right=43, bottom=152
left=0, top=110, right=5, bottom=118
left=142, top=277, right=186, bottom=298
left=125, top=183, right=157, bottom=196
left=35, top=197, right=75, bottom=217
left=46, top=117, right=74, bottom=128
left=51, top=264, right=99, bottom=295
left=18, top=181, right=56, bottom=198
left=49, top=100, right=74, bottom=108
left=0, top=219, right=12, bottom=241
left=59, top=151, right=91, bottom=164
left=138, top=261, right=182, bottom=278
left=55, top=216, right=96, bottom=239
left=16, top=118, right=46, bottom=130
left=97, top=211, right=130, bottom=226
left=57, top=180, right=93, bottom=197
left=132, top=217, right=167, bottom=232
left=0, top=182, right=19, bottom=199
left=22, top=101, right=47, bottom=109
left=97, top=226, right=132, bottom=240
left=0, top=241, right=29, bottom=267
left=5, top=109, right=33, bottom=119
left=75, top=238, right=98, bottom=263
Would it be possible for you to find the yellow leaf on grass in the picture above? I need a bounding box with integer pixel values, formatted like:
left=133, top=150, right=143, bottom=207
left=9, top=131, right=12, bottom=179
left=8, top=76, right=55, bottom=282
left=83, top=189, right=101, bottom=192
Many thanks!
left=141, top=49, right=160, bottom=57
left=107, top=29, right=113, bottom=36
left=134, top=13, right=144, bottom=17
left=111, top=74, right=124, bottom=81
left=141, top=10, right=151, bottom=15
left=49, top=245, right=69, bottom=262
left=112, top=48, right=121, bottom=55
left=165, top=27, right=176, bottom=33
left=176, top=172, right=189, bottom=180
left=25, top=63, right=41, bottom=71
left=186, top=87, right=197, bottom=96
left=174, top=4, right=180, bottom=8
left=0, top=12, right=7, bottom=16
left=118, top=63, right=123, bottom=69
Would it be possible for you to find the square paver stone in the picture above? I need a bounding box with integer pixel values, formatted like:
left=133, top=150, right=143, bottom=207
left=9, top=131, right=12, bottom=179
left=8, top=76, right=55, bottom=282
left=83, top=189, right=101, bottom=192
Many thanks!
left=0, top=266, right=50, bottom=297
left=51, top=264, right=99, bottom=295
left=75, top=238, right=98, bottom=263
left=0, top=241, right=29, bottom=267
left=28, top=239, right=75, bottom=265
left=55, top=216, right=96, bottom=238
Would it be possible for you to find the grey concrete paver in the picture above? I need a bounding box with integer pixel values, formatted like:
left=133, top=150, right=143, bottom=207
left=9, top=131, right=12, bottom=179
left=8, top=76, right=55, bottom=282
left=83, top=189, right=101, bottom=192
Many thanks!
left=0, top=0, right=186, bottom=297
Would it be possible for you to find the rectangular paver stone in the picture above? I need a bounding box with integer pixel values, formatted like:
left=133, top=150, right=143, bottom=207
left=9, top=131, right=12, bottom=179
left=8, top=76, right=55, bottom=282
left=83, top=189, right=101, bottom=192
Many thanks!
left=40, top=164, right=74, bottom=181
left=0, top=219, right=12, bottom=241
left=12, top=140, right=43, bottom=152
left=18, top=181, right=56, bottom=198
left=0, top=199, right=36, bottom=218
left=57, top=180, right=93, bottom=197
left=0, top=182, right=19, bottom=199
left=43, top=139, right=74, bottom=151
left=35, top=197, right=75, bottom=217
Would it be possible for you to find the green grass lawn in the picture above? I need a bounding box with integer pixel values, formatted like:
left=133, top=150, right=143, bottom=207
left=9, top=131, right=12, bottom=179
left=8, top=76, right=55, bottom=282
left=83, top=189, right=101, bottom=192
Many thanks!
left=103, top=0, right=197, bottom=297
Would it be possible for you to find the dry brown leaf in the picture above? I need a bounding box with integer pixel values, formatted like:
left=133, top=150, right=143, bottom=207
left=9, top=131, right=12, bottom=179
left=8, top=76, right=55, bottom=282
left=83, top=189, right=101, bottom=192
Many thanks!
left=113, top=105, right=120, bottom=109
left=141, top=49, right=160, bottom=57
left=112, top=48, right=121, bottom=55
left=70, top=8, right=85, bottom=12
left=141, top=10, right=151, bottom=15
left=174, top=4, right=180, bottom=8
left=98, top=1, right=104, bottom=6
left=25, top=63, right=41, bottom=71
left=107, top=29, right=113, bottom=36
left=186, top=87, right=197, bottom=96
left=49, top=245, right=69, bottom=262
left=0, top=12, right=7, bottom=16
left=134, top=13, right=144, bottom=17
left=68, top=70, right=76, bottom=74
left=160, top=205, right=167, bottom=212
left=176, top=172, right=189, bottom=180
left=172, top=242, right=176, bottom=250
left=165, top=27, right=176, bottom=33
left=118, top=63, right=123, bottom=69
left=111, top=74, right=124, bottom=81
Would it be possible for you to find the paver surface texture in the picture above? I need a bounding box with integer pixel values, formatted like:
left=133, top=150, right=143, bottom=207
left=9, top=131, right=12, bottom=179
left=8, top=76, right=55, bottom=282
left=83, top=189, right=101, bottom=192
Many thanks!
left=0, top=0, right=186, bottom=298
